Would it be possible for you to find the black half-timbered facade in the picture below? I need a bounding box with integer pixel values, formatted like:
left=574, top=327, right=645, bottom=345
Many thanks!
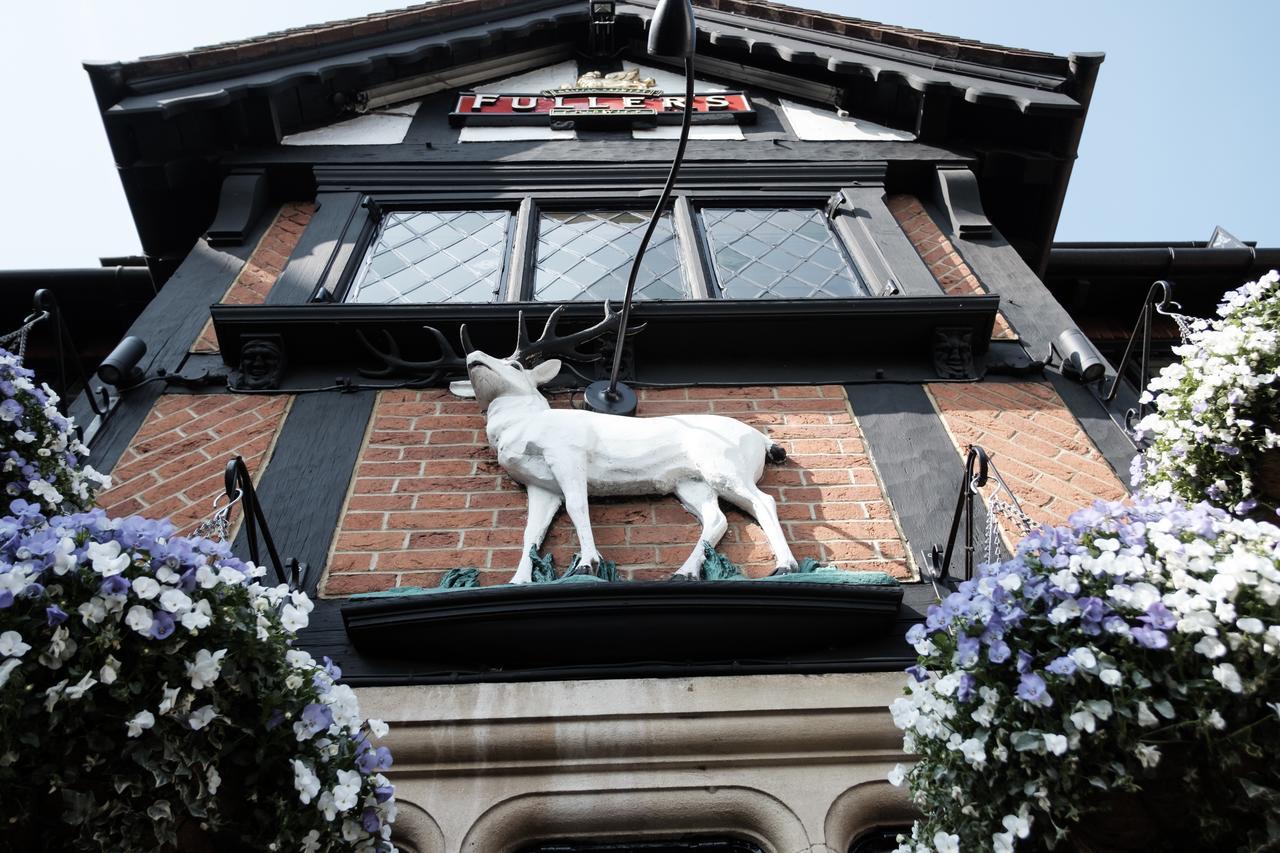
left=65, top=2, right=1148, bottom=849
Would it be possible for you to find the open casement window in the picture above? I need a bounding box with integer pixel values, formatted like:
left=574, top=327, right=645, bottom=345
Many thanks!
left=331, top=189, right=914, bottom=304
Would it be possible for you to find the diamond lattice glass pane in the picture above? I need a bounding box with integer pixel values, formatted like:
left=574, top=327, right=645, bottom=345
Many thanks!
left=346, top=210, right=510, bottom=304
left=701, top=208, right=867, bottom=299
left=533, top=210, right=689, bottom=302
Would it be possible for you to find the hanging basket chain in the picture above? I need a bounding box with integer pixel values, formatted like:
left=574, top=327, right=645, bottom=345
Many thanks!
left=194, top=490, right=241, bottom=542
left=0, top=310, right=49, bottom=364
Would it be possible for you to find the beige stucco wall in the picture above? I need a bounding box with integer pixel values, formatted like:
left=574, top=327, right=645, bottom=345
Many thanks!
left=357, top=672, right=914, bottom=853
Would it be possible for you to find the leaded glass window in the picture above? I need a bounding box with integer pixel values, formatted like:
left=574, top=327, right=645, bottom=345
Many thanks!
left=347, top=210, right=511, bottom=304
left=533, top=210, right=689, bottom=302
left=700, top=208, right=867, bottom=299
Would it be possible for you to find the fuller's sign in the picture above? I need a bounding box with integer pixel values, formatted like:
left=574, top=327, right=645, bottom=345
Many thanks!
left=449, top=90, right=754, bottom=129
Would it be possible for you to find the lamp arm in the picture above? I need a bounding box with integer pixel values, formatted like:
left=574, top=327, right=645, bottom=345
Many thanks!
left=605, top=55, right=695, bottom=400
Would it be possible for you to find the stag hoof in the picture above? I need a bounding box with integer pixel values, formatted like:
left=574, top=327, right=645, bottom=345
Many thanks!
left=768, top=562, right=798, bottom=577
left=668, top=571, right=699, bottom=582
left=565, top=554, right=602, bottom=578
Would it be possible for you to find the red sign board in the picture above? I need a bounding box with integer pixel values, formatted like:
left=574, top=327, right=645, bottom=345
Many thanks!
left=449, top=91, right=754, bottom=128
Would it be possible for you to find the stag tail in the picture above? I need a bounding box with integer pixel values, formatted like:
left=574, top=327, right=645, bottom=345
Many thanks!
left=766, top=444, right=788, bottom=464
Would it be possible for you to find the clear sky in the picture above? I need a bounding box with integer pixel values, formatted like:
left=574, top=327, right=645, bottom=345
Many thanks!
left=3, top=0, right=1277, bottom=268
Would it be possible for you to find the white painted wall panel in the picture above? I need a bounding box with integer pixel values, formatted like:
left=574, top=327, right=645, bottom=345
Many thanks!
left=779, top=98, right=915, bottom=142
left=282, top=102, right=421, bottom=146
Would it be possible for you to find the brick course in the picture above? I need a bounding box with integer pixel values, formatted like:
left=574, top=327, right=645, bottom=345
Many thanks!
left=98, top=395, right=291, bottom=535
left=321, top=386, right=910, bottom=596
left=886, top=194, right=1017, bottom=341
left=926, top=380, right=1128, bottom=543
left=192, top=202, right=316, bottom=353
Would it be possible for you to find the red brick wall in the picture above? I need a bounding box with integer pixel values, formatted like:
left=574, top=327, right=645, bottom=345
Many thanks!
left=98, top=395, right=291, bottom=535
left=886, top=194, right=1017, bottom=341
left=321, top=386, right=909, bottom=596
left=927, top=380, right=1127, bottom=543
left=192, top=202, right=316, bottom=353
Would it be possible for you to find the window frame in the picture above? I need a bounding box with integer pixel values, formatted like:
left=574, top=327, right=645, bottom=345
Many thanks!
left=319, top=187, right=911, bottom=306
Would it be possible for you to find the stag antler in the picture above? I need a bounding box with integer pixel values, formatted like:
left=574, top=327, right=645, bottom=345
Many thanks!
left=504, top=302, right=646, bottom=365
left=356, top=326, right=468, bottom=382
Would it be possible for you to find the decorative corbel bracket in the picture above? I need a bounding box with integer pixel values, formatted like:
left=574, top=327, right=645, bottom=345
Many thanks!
left=206, top=170, right=269, bottom=247
left=935, top=166, right=993, bottom=241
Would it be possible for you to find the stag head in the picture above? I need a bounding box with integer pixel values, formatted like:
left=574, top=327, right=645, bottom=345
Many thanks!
left=357, top=303, right=642, bottom=409
left=449, top=302, right=638, bottom=409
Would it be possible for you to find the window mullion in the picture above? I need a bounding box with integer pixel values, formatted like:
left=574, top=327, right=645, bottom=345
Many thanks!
left=673, top=196, right=714, bottom=299
left=504, top=198, right=536, bottom=302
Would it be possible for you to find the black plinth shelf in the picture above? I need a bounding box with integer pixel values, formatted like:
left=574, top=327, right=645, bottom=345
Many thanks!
left=340, top=579, right=903, bottom=673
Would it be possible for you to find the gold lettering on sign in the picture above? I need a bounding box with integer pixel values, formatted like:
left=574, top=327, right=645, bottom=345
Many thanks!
left=704, top=95, right=730, bottom=110
left=471, top=94, right=499, bottom=111
left=662, top=97, right=685, bottom=109
left=622, top=96, right=646, bottom=108
left=511, top=96, right=537, bottom=111
left=588, top=96, right=602, bottom=108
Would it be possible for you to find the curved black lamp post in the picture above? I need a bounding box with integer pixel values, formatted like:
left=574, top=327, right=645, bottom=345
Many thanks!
left=583, top=0, right=696, bottom=417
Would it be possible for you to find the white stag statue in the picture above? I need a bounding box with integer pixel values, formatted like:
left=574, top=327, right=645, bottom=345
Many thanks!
left=360, top=305, right=798, bottom=583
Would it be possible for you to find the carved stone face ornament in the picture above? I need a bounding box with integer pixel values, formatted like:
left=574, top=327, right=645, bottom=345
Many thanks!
left=444, top=307, right=799, bottom=584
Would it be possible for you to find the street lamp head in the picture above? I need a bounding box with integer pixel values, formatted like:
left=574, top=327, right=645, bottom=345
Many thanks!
left=647, top=0, right=695, bottom=59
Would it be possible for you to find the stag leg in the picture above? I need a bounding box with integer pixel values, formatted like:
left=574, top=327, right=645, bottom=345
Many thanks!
left=671, top=480, right=727, bottom=580
left=511, top=485, right=563, bottom=585
left=721, top=482, right=798, bottom=575
left=550, top=466, right=603, bottom=576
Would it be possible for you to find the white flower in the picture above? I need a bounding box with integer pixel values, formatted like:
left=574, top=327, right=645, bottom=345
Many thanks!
left=159, top=588, right=192, bottom=614
left=124, top=605, right=154, bottom=636
left=1237, top=617, right=1264, bottom=634
left=1099, top=668, right=1122, bottom=686
left=188, top=705, right=217, bottom=730
left=1042, top=733, right=1068, bottom=755
left=126, top=710, right=155, bottom=737
left=206, top=766, right=221, bottom=796
left=292, top=760, right=322, bottom=805
left=287, top=649, right=315, bottom=669
left=1070, top=647, right=1098, bottom=670
left=1194, top=636, right=1227, bottom=659
left=185, top=648, right=228, bottom=690
left=180, top=600, right=212, bottom=631
left=316, top=790, right=338, bottom=822
left=0, top=631, right=31, bottom=658
left=158, top=684, right=181, bottom=715
left=300, top=830, right=322, bottom=853
left=280, top=603, right=309, bottom=633
left=86, top=540, right=130, bottom=576
left=78, top=598, right=108, bottom=625
left=64, top=672, right=97, bottom=700
left=933, top=831, right=961, bottom=853
left=43, top=680, right=67, bottom=711
left=1135, top=743, right=1162, bottom=768
left=131, top=577, right=161, bottom=600
left=1137, top=702, right=1159, bottom=727
left=0, top=659, right=22, bottom=687
left=959, top=737, right=987, bottom=767
left=90, top=654, right=118, bottom=687
left=285, top=673, right=304, bottom=691
left=1207, top=710, right=1227, bottom=730
left=331, top=768, right=362, bottom=813
left=368, top=718, right=389, bottom=739
left=888, top=763, right=908, bottom=787
left=1212, top=662, right=1244, bottom=693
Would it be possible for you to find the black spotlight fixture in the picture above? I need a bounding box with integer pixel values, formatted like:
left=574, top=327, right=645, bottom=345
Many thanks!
left=583, top=0, right=696, bottom=417
left=97, top=336, right=147, bottom=389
